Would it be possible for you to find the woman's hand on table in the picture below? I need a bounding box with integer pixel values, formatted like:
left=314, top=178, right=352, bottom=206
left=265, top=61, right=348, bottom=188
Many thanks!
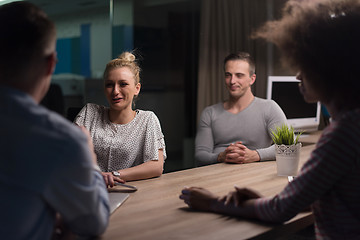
left=101, top=172, right=125, bottom=188
left=180, top=186, right=261, bottom=219
left=219, top=186, right=262, bottom=206
left=179, top=187, right=220, bottom=211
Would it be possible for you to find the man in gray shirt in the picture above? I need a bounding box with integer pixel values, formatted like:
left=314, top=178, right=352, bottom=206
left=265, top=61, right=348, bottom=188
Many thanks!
left=195, top=52, right=287, bottom=166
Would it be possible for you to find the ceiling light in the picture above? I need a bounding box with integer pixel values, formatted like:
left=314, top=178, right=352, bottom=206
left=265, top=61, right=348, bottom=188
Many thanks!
left=0, top=0, right=23, bottom=5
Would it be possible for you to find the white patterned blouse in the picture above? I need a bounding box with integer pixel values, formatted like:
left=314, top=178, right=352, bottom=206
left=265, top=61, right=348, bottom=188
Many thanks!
left=74, top=103, right=166, bottom=172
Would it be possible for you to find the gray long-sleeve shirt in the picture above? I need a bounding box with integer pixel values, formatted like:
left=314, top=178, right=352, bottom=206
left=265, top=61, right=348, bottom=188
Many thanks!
left=195, top=97, right=287, bottom=166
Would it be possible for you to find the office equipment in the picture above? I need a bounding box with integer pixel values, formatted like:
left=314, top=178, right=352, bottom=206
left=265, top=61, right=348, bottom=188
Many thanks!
left=267, top=76, right=321, bottom=132
left=108, top=192, right=129, bottom=214
left=114, top=182, right=138, bottom=191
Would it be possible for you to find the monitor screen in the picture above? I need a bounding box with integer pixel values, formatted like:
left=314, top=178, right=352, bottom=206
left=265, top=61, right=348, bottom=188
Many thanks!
left=267, top=76, right=321, bottom=132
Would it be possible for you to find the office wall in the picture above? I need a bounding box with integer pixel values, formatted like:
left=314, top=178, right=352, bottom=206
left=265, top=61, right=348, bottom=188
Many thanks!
left=53, top=9, right=111, bottom=78
left=50, top=9, right=112, bottom=116
left=42, top=0, right=294, bottom=172
left=44, top=1, right=199, bottom=172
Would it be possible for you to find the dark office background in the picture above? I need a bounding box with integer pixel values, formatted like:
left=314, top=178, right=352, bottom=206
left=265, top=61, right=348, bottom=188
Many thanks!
left=28, top=0, right=290, bottom=172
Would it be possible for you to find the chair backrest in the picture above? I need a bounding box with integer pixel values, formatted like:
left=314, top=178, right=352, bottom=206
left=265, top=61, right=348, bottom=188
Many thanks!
left=40, top=83, right=65, bottom=115
left=66, top=107, right=82, bottom=122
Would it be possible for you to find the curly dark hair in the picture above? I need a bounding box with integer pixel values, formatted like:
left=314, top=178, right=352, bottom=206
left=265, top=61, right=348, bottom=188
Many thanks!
left=254, top=0, right=360, bottom=110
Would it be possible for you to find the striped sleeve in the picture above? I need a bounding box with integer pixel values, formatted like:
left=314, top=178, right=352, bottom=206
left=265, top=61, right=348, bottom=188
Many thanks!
left=254, top=120, right=359, bottom=223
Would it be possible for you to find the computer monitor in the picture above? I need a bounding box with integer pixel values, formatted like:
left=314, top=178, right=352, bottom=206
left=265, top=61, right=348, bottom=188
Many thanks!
left=267, top=76, right=321, bottom=132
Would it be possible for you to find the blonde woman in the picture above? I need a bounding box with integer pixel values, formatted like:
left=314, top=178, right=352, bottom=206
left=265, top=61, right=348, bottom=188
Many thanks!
left=75, top=52, right=166, bottom=186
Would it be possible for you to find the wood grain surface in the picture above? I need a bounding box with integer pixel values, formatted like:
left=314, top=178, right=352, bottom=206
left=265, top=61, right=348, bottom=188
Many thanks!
left=101, top=132, right=321, bottom=240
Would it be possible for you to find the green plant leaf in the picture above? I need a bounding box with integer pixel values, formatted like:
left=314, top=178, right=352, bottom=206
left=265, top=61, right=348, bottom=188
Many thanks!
left=271, top=124, right=303, bottom=145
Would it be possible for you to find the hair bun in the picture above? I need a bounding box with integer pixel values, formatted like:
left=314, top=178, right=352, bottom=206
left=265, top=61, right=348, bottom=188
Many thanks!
left=119, top=52, right=135, bottom=63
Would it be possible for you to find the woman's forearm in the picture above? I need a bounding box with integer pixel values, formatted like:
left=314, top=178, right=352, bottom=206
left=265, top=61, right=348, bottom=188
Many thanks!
left=118, top=149, right=164, bottom=181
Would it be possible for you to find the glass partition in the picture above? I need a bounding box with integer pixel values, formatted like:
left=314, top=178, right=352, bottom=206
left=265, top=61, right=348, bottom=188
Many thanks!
left=26, top=0, right=289, bottom=172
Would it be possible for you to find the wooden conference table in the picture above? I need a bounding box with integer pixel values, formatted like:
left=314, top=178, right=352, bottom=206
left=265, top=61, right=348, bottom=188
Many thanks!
left=101, top=132, right=321, bottom=240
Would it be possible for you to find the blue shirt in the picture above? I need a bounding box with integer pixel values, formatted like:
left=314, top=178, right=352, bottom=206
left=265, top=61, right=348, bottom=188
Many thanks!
left=0, top=86, right=110, bottom=239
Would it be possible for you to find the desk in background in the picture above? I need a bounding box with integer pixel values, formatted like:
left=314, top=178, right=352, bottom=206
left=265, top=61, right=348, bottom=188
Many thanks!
left=101, top=131, right=321, bottom=240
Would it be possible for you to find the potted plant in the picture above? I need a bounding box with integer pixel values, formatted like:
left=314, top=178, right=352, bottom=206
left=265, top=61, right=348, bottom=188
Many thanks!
left=271, top=124, right=302, bottom=177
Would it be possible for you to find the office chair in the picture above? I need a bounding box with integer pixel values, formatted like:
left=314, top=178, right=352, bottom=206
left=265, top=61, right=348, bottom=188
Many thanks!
left=40, top=83, right=65, bottom=116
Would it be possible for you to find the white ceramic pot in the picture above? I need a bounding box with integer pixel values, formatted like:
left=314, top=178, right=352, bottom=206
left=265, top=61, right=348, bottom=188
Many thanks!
left=275, top=143, right=302, bottom=176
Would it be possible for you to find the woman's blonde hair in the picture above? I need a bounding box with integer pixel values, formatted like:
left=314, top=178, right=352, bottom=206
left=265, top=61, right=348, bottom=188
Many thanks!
left=103, top=51, right=141, bottom=84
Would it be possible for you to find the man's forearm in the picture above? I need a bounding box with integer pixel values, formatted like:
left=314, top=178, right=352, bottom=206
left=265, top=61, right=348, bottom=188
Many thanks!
left=195, top=150, right=219, bottom=166
left=217, top=151, right=226, bottom=162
